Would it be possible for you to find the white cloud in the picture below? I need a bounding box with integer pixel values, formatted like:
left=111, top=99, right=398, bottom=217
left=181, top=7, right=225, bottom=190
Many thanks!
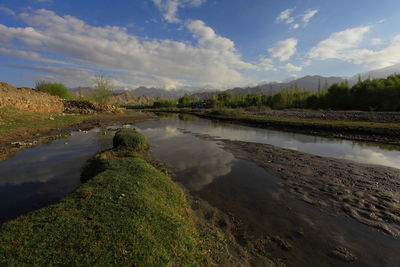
left=341, top=35, right=400, bottom=69
left=0, top=47, right=66, bottom=64
left=276, top=8, right=318, bottom=29
left=276, top=8, right=294, bottom=24
left=302, top=9, right=318, bottom=24
left=308, top=26, right=370, bottom=58
left=0, top=6, right=15, bottom=16
left=257, top=56, right=276, bottom=71
left=0, top=9, right=254, bottom=89
left=152, top=0, right=206, bottom=23
left=283, top=63, right=302, bottom=72
left=370, top=38, right=382, bottom=46
left=268, top=38, right=297, bottom=61
left=291, top=23, right=300, bottom=29
left=308, top=26, right=400, bottom=69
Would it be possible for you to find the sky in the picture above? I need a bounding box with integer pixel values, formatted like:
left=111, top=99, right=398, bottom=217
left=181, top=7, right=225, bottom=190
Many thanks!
left=0, top=0, right=400, bottom=90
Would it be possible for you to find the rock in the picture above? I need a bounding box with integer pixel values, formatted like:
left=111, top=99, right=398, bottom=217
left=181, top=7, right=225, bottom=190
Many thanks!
left=272, top=236, right=292, bottom=251
left=331, top=246, right=357, bottom=262
left=11, top=141, right=24, bottom=147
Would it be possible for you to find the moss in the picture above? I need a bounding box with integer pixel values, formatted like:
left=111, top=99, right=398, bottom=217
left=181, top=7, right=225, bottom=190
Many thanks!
left=0, top=133, right=209, bottom=266
left=113, top=128, right=149, bottom=151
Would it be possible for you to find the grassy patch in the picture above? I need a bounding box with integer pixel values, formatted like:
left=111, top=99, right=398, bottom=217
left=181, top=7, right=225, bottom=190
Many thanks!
left=0, top=106, right=85, bottom=131
left=113, top=128, right=149, bottom=151
left=0, top=129, right=209, bottom=266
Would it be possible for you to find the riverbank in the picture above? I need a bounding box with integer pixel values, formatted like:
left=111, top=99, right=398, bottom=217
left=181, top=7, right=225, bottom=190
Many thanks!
left=0, top=108, right=153, bottom=161
left=147, top=108, right=400, bottom=145
left=0, top=129, right=211, bottom=266
left=220, top=139, right=400, bottom=237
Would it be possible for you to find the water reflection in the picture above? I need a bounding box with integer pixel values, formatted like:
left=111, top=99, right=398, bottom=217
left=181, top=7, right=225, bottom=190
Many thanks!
left=135, top=116, right=400, bottom=266
left=135, top=121, right=234, bottom=190
left=0, top=128, right=113, bottom=221
left=144, top=115, right=400, bottom=169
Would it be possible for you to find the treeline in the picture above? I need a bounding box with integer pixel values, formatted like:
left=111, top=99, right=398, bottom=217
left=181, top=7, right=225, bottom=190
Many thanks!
left=152, top=74, right=400, bottom=111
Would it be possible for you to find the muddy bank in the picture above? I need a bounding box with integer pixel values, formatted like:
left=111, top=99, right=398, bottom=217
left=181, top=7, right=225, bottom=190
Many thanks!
left=249, top=109, right=400, bottom=123
left=0, top=111, right=154, bottom=161
left=196, top=112, right=400, bottom=145
left=149, top=109, right=400, bottom=145
left=221, top=139, right=400, bottom=237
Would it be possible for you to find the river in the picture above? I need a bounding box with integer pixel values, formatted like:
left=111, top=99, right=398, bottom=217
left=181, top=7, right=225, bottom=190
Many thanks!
left=0, top=113, right=399, bottom=266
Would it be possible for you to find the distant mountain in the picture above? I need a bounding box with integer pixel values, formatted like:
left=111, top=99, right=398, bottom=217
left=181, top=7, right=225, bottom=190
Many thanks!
left=349, top=63, right=400, bottom=83
left=191, top=75, right=345, bottom=99
left=131, top=87, right=187, bottom=99
left=69, top=64, right=400, bottom=100
left=69, top=87, right=93, bottom=97
left=108, top=91, right=153, bottom=105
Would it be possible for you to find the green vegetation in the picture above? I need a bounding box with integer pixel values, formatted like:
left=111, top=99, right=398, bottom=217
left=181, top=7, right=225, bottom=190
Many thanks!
left=152, top=99, right=177, bottom=108
left=113, top=128, right=149, bottom=151
left=0, top=129, right=209, bottom=266
left=91, top=74, right=113, bottom=104
left=35, top=81, right=73, bottom=99
left=164, top=74, right=400, bottom=111
left=0, top=106, right=85, bottom=131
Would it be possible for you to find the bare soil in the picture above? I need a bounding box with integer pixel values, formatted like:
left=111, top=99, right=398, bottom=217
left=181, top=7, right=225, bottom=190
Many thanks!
left=0, top=82, right=64, bottom=113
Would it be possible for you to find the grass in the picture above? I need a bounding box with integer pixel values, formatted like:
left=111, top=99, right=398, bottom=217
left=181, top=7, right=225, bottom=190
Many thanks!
left=0, top=129, right=209, bottom=266
left=0, top=106, right=86, bottom=131
left=113, top=128, right=149, bottom=151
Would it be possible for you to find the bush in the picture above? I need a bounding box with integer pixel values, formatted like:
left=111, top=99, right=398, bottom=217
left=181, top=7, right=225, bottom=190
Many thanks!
left=35, top=82, right=72, bottom=99
left=113, top=128, right=149, bottom=151
left=152, top=99, right=177, bottom=108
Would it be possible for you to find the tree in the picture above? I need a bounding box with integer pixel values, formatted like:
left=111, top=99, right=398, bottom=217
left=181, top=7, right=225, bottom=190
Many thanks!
left=91, top=74, right=113, bottom=104
left=178, top=94, right=193, bottom=107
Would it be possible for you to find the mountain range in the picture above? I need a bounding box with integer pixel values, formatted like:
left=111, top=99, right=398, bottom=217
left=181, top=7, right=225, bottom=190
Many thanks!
left=69, top=63, right=400, bottom=101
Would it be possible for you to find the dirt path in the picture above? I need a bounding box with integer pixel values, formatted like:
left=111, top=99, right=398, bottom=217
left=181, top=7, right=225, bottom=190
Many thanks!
left=221, top=139, right=400, bottom=237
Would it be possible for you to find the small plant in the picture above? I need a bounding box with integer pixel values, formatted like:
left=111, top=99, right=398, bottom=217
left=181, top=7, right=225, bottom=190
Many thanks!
left=35, top=81, right=72, bottom=99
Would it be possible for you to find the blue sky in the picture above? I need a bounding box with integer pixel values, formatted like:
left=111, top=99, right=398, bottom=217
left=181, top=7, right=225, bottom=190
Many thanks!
left=0, top=0, right=400, bottom=89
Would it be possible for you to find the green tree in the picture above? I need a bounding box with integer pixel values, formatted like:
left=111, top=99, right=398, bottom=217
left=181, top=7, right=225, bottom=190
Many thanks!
left=91, top=74, right=113, bottom=104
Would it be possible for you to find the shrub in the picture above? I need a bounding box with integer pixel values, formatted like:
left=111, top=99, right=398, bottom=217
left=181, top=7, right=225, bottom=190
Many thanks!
left=35, top=82, right=72, bottom=99
left=113, top=128, right=149, bottom=151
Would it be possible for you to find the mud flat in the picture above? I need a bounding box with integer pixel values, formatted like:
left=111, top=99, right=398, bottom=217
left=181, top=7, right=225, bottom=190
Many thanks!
left=222, top=139, right=400, bottom=237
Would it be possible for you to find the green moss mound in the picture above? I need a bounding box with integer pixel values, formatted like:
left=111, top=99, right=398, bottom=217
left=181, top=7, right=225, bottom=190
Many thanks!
left=113, top=128, right=149, bottom=151
left=0, top=146, right=208, bottom=266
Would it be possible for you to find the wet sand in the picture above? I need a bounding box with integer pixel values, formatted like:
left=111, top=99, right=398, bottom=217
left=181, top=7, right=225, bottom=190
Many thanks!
left=221, top=139, right=400, bottom=237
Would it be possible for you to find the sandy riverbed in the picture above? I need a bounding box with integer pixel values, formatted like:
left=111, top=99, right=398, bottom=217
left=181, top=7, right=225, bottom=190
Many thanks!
left=221, top=139, right=400, bottom=237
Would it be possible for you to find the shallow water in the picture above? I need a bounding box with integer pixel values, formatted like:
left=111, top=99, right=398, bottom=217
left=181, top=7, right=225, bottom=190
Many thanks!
left=0, top=128, right=113, bottom=222
left=1, top=114, right=399, bottom=265
left=134, top=115, right=400, bottom=266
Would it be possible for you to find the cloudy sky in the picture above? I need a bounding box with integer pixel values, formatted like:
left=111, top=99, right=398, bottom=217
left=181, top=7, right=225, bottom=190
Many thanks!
left=0, top=0, right=399, bottom=89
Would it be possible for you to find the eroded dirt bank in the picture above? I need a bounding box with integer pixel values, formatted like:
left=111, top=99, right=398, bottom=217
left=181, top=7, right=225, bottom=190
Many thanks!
left=221, top=139, right=400, bottom=237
